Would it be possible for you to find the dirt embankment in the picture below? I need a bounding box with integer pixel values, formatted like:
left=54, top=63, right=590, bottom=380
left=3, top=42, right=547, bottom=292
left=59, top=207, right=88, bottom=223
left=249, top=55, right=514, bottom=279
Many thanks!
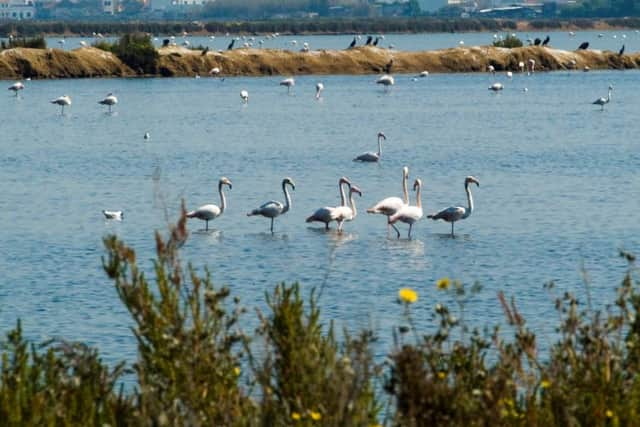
left=1, top=45, right=639, bottom=79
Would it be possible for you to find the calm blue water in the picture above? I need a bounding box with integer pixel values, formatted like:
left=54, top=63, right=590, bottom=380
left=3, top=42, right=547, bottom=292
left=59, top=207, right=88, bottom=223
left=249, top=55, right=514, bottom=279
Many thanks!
left=1, top=67, right=639, bottom=368
left=39, top=29, right=639, bottom=52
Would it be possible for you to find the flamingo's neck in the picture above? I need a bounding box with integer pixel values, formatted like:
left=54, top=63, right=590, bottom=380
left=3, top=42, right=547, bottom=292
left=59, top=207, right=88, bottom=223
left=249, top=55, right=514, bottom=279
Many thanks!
left=608, top=89, right=612, bottom=101
left=377, top=136, right=383, bottom=157
left=402, top=171, right=409, bottom=205
left=282, top=183, right=292, bottom=214
left=339, top=181, right=348, bottom=207
left=218, top=182, right=227, bottom=213
left=415, top=183, right=422, bottom=210
left=463, top=183, right=474, bottom=218
left=349, top=191, right=358, bottom=218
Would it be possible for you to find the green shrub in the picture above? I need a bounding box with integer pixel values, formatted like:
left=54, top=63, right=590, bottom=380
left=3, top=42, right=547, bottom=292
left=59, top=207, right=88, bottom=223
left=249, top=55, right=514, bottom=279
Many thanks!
left=107, top=32, right=159, bottom=75
left=0, top=36, right=46, bottom=50
left=493, top=34, right=523, bottom=48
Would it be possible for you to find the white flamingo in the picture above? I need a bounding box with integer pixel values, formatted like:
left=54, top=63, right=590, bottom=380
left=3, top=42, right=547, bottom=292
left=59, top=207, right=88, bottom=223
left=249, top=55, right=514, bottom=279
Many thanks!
left=8, top=81, right=24, bottom=96
left=518, top=61, right=525, bottom=73
left=376, top=74, right=394, bottom=91
left=353, top=132, right=386, bottom=162
left=98, top=93, right=118, bottom=113
left=247, top=177, right=295, bottom=232
left=315, top=82, right=324, bottom=99
left=428, top=176, right=480, bottom=237
left=333, top=184, right=362, bottom=232
left=306, top=177, right=351, bottom=230
left=51, top=95, right=71, bottom=114
left=280, top=77, right=295, bottom=94
left=102, top=210, right=123, bottom=220
left=528, top=58, right=536, bottom=73
left=488, top=65, right=495, bottom=75
left=240, top=90, right=249, bottom=104
left=389, top=178, right=423, bottom=239
left=186, top=177, right=232, bottom=231
left=593, top=85, right=613, bottom=110
left=367, top=166, right=409, bottom=236
left=489, top=82, right=504, bottom=91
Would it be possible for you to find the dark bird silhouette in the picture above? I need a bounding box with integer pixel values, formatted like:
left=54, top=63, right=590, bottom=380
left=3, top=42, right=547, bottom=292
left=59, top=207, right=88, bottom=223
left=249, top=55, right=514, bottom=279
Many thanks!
left=201, top=46, right=209, bottom=56
left=384, top=59, right=393, bottom=74
left=365, top=36, right=373, bottom=46
left=348, top=36, right=357, bottom=49
left=373, top=37, right=380, bottom=46
left=227, top=39, right=235, bottom=50
left=619, top=44, right=625, bottom=55
left=578, top=42, right=589, bottom=50
left=162, top=38, right=170, bottom=47
left=542, top=35, right=550, bottom=46
left=534, top=38, right=541, bottom=46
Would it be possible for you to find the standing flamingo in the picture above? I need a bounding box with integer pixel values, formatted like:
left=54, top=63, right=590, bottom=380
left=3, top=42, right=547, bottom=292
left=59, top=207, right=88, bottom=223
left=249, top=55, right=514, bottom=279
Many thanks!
left=8, top=81, right=24, bottom=96
left=306, top=177, right=351, bottom=230
left=240, top=90, right=249, bottom=104
left=367, top=166, right=409, bottom=236
left=51, top=95, right=72, bottom=114
left=376, top=74, right=395, bottom=91
left=186, top=177, right=232, bottom=231
left=247, top=177, right=295, bottom=232
left=428, top=176, right=480, bottom=237
left=333, top=184, right=362, bottom=232
left=315, top=82, right=324, bottom=99
left=280, top=77, right=295, bottom=94
left=98, top=93, right=118, bottom=113
left=353, top=132, right=386, bottom=162
left=593, top=85, right=613, bottom=110
left=389, top=178, right=423, bottom=239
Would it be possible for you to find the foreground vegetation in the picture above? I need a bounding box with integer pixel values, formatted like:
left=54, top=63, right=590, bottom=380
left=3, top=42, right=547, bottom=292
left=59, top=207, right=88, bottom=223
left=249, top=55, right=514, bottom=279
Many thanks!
left=2, top=209, right=640, bottom=425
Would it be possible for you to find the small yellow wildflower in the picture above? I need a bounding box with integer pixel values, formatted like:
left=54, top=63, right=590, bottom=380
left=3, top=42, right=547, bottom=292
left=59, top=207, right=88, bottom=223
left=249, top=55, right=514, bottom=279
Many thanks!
left=310, top=411, right=321, bottom=421
left=540, top=379, right=551, bottom=389
left=437, top=371, right=446, bottom=380
left=291, top=412, right=301, bottom=421
left=398, top=288, right=418, bottom=304
left=436, top=277, right=451, bottom=290
left=606, top=410, right=614, bottom=418
left=233, top=367, right=241, bottom=376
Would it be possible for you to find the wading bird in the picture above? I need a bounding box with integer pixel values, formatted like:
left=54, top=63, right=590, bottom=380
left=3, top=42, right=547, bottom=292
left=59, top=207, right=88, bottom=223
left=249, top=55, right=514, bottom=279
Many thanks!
left=98, top=93, right=118, bottom=113
left=354, top=132, right=386, bottom=162
left=315, top=82, right=324, bottom=99
left=8, top=81, right=24, bottom=96
left=428, top=176, right=480, bottom=237
left=489, top=82, right=504, bottom=91
left=376, top=74, right=395, bottom=91
left=102, top=210, right=123, bottom=220
left=51, top=95, right=71, bottom=114
left=306, top=177, right=356, bottom=231
left=389, top=178, right=423, bottom=239
left=186, top=177, right=232, bottom=231
left=593, top=85, right=613, bottom=110
left=240, top=90, right=249, bottom=104
left=333, top=184, right=362, bottom=232
left=280, top=77, right=295, bottom=94
left=368, top=166, right=409, bottom=236
left=247, top=177, right=295, bottom=233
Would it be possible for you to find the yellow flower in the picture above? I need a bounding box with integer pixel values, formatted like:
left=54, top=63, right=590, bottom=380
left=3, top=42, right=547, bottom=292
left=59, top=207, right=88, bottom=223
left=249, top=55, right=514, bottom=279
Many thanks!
left=398, top=288, right=418, bottom=304
left=606, top=410, right=614, bottom=418
left=291, top=412, right=301, bottom=421
left=540, top=379, right=551, bottom=389
left=436, top=277, right=451, bottom=290
left=310, top=411, right=321, bottom=421
left=233, top=367, right=241, bottom=376
left=437, top=371, right=446, bottom=379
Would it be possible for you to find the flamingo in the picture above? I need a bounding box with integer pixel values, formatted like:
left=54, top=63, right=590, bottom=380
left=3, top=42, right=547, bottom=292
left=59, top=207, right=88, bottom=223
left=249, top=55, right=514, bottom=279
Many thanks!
left=354, top=132, right=386, bottom=162
left=518, top=61, right=525, bottom=73
left=333, top=184, right=362, bottom=232
left=8, top=81, right=24, bottom=96
left=389, top=178, right=423, bottom=239
left=247, top=177, right=295, bottom=233
left=306, top=177, right=356, bottom=231
left=186, top=177, right=232, bottom=231
left=376, top=74, right=394, bottom=91
left=315, top=82, right=324, bottom=99
left=98, top=93, right=118, bottom=113
left=528, top=58, right=536, bottom=73
left=240, top=90, right=249, bottom=104
left=367, top=166, right=409, bottom=236
left=51, top=95, right=71, bottom=114
left=209, top=67, right=221, bottom=75
left=103, top=210, right=123, bottom=220
left=428, top=176, right=480, bottom=237
left=280, top=77, right=295, bottom=94
left=489, top=82, right=504, bottom=91
left=419, top=70, right=429, bottom=77
left=593, top=85, right=613, bottom=110
left=488, top=65, right=495, bottom=75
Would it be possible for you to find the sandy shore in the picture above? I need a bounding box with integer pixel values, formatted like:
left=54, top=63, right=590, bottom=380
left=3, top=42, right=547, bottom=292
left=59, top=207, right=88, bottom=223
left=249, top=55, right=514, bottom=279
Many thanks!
left=0, top=45, right=637, bottom=79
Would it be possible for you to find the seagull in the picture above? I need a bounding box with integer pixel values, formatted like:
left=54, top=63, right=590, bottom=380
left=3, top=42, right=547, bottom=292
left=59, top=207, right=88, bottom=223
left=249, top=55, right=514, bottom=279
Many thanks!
left=51, top=95, right=71, bottom=114
left=8, top=81, right=24, bottom=96
left=489, top=82, right=503, bottom=91
left=593, top=85, right=613, bottom=111
left=240, top=89, right=249, bottom=104
left=280, top=77, right=295, bottom=94
left=315, top=82, right=324, bottom=99
left=103, top=210, right=123, bottom=220
left=98, top=93, right=118, bottom=113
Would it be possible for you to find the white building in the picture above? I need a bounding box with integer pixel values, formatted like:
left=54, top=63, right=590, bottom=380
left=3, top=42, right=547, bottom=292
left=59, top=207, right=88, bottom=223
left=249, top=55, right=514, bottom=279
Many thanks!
left=0, top=0, right=36, bottom=20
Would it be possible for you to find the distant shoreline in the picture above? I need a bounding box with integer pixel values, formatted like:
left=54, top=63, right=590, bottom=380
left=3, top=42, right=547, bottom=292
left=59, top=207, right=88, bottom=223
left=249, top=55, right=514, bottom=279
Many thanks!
left=1, top=18, right=639, bottom=38
left=0, top=45, right=638, bottom=80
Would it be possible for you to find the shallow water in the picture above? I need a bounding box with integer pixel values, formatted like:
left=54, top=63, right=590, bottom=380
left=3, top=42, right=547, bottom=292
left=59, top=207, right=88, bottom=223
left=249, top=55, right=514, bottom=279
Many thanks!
left=1, top=69, right=639, bottom=367
left=40, top=29, right=639, bottom=53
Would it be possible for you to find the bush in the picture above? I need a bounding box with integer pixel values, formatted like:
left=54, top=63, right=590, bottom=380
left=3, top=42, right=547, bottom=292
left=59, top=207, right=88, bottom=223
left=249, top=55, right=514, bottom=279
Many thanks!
left=95, top=32, right=158, bottom=75
left=493, top=34, right=523, bottom=48
left=0, top=36, right=46, bottom=50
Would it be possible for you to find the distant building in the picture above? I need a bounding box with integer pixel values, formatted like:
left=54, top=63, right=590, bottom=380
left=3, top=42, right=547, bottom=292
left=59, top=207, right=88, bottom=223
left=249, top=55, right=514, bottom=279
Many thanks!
left=103, top=0, right=118, bottom=14
left=0, top=0, right=36, bottom=19
left=418, top=0, right=447, bottom=12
